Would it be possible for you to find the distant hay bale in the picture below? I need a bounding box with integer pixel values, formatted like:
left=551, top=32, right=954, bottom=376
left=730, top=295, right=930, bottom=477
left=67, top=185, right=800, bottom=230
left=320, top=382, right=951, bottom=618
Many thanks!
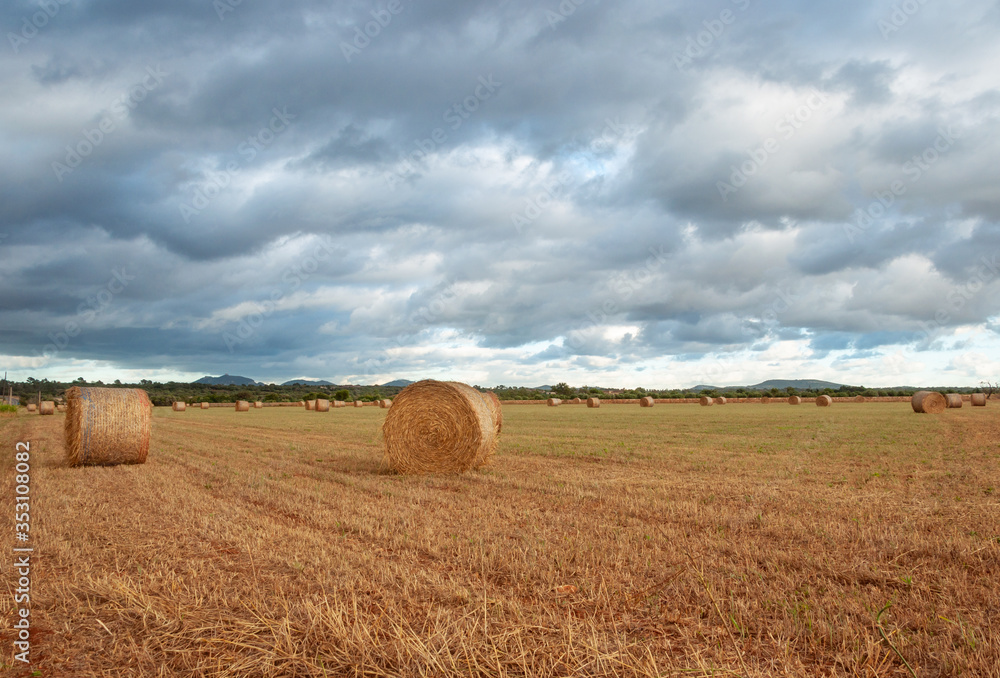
left=382, top=380, right=500, bottom=474
left=788, top=396, right=802, bottom=405
left=570, top=397, right=582, bottom=404
left=945, top=394, right=963, bottom=409
left=855, top=395, right=866, bottom=402
left=40, top=401, right=55, bottom=415
left=699, top=396, right=714, bottom=407
left=816, top=395, right=832, bottom=407
left=639, top=396, right=654, bottom=407
left=315, top=398, right=330, bottom=412
left=354, top=400, right=364, bottom=407
left=970, top=393, right=987, bottom=407
left=547, top=398, right=562, bottom=407
left=379, top=399, right=392, bottom=409
left=56, top=404, right=66, bottom=412
left=483, top=391, right=503, bottom=434
left=201, top=402, right=209, bottom=409
left=334, top=400, right=346, bottom=408
left=26, top=404, right=36, bottom=412
left=305, top=399, right=316, bottom=411
left=716, top=397, right=727, bottom=405
left=911, top=391, right=946, bottom=414
left=64, top=387, right=152, bottom=466
left=760, top=397, right=770, bottom=404
left=172, top=402, right=186, bottom=412
left=587, top=397, right=600, bottom=408
left=254, top=401, right=263, bottom=409
left=235, top=400, right=250, bottom=412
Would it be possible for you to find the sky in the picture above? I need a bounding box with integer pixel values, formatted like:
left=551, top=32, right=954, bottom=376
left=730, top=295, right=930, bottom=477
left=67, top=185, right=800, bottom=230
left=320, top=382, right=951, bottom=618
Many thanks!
left=2, top=0, right=999, bottom=388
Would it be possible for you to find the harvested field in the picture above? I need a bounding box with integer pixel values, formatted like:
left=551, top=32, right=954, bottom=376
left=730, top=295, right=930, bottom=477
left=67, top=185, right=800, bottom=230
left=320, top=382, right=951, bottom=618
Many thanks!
left=1, top=403, right=998, bottom=677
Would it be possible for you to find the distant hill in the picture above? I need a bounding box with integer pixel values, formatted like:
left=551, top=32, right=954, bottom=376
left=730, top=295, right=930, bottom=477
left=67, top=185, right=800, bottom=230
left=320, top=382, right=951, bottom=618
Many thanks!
left=690, top=379, right=848, bottom=392
left=194, top=374, right=259, bottom=386
left=282, top=379, right=333, bottom=386
left=381, top=379, right=415, bottom=388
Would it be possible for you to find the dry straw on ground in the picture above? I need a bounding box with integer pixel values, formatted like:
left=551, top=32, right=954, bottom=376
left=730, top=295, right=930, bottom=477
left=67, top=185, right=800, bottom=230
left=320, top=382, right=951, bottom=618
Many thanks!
left=912, top=391, right=946, bottom=414
left=816, top=395, right=832, bottom=407
left=382, top=380, right=500, bottom=474
left=547, top=398, right=561, bottom=407
left=788, top=396, right=802, bottom=405
left=945, top=394, right=963, bottom=409
left=40, top=401, right=55, bottom=415
left=201, top=402, right=210, bottom=409
left=305, top=400, right=316, bottom=411
left=235, top=400, right=250, bottom=412
left=26, top=403, right=36, bottom=412
left=172, top=402, right=186, bottom=412
left=587, top=397, right=600, bottom=408
left=639, top=396, right=654, bottom=407
left=64, top=386, right=152, bottom=466
left=699, top=396, right=714, bottom=407
left=315, top=399, right=331, bottom=412
left=971, top=393, right=987, bottom=407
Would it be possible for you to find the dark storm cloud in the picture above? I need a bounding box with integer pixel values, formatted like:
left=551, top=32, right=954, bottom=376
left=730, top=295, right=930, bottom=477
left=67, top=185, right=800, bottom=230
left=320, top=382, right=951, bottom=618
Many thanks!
left=2, top=0, right=999, bottom=384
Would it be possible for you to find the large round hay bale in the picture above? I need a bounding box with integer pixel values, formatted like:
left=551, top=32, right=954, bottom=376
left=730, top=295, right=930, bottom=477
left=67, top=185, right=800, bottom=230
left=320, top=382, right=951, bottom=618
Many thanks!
left=382, top=380, right=500, bottom=474
left=945, top=394, right=963, bottom=409
left=354, top=400, right=364, bottom=407
left=305, top=399, right=316, bottom=411
left=315, top=398, right=330, bottom=412
left=788, top=396, right=802, bottom=405
left=587, top=397, right=600, bottom=408
left=855, top=395, right=866, bottom=402
left=64, top=387, right=152, bottom=466
left=699, top=396, right=714, bottom=407
left=201, top=402, right=210, bottom=409
left=26, top=404, right=37, bottom=412
left=254, top=401, right=263, bottom=409
left=971, top=393, right=987, bottom=407
left=235, top=400, right=250, bottom=412
left=715, top=396, right=727, bottom=405
left=483, top=391, right=503, bottom=434
left=639, top=396, right=654, bottom=407
left=816, top=395, right=832, bottom=407
left=912, top=391, right=946, bottom=414
left=172, top=401, right=186, bottom=412
left=547, top=398, right=561, bottom=407
left=39, top=401, right=55, bottom=415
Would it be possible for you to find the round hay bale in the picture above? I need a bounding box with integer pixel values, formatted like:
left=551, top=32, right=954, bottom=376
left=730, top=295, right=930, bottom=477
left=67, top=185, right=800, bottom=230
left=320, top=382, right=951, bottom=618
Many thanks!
left=315, top=398, right=330, bottom=412
left=971, top=393, right=987, bottom=407
left=379, top=399, right=392, bottom=409
left=305, top=399, right=316, bottom=411
left=354, top=400, right=364, bottom=407
left=911, top=391, right=946, bottom=414
left=639, top=396, right=654, bottom=407
left=788, top=396, right=802, bottom=405
left=333, top=400, right=346, bottom=408
left=235, top=400, right=250, bottom=412
left=483, top=391, right=503, bottom=434
left=816, top=395, right=832, bottom=407
left=699, top=396, right=714, bottom=407
left=570, top=397, right=582, bottom=404
left=254, top=401, right=263, bottom=409
left=382, top=380, right=500, bottom=474
left=547, top=398, right=562, bottom=407
left=715, top=397, right=727, bottom=405
left=39, top=401, right=55, bottom=415
left=64, top=387, right=152, bottom=466
left=172, top=401, right=186, bottom=412
left=201, top=402, right=210, bottom=409
left=587, top=397, right=600, bottom=408
left=945, top=394, right=963, bottom=409
left=855, top=395, right=866, bottom=402
left=760, top=397, right=770, bottom=404
left=56, top=404, right=67, bottom=412
left=26, top=403, right=37, bottom=412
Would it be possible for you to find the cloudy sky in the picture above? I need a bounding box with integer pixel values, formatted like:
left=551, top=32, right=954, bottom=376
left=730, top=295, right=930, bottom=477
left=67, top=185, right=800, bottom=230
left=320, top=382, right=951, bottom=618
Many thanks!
left=2, top=0, right=999, bottom=387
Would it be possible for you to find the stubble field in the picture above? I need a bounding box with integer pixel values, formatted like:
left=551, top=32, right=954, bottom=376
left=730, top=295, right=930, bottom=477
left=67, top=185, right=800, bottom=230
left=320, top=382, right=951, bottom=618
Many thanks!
left=1, top=401, right=998, bottom=677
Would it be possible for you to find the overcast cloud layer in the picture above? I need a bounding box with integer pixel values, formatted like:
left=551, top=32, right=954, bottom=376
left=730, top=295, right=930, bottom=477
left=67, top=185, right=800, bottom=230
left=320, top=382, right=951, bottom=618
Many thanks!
left=2, top=0, right=999, bottom=387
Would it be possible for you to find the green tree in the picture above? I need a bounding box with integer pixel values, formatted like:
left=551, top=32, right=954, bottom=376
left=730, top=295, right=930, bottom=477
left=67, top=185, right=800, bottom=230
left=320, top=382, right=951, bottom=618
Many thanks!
left=552, top=382, right=573, bottom=397
left=334, top=389, right=351, bottom=401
